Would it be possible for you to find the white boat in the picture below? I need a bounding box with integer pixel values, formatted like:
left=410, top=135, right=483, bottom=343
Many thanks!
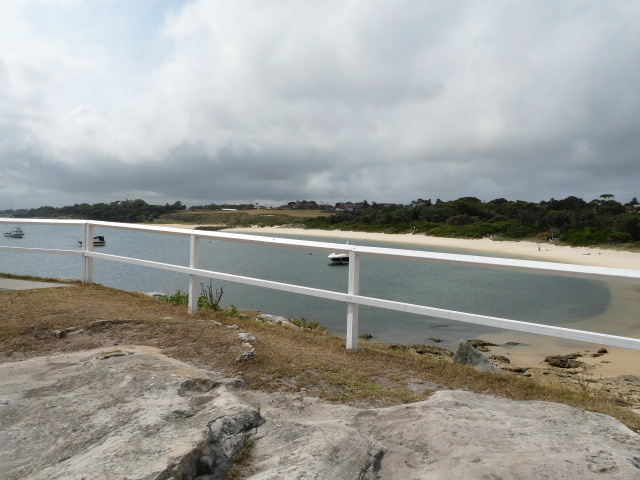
left=78, top=235, right=106, bottom=247
left=328, top=252, right=349, bottom=264
left=3, top=226, right=24, bottom=238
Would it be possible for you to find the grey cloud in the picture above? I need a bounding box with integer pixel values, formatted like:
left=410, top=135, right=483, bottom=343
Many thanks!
left=1, top=0, right=640, bottom=210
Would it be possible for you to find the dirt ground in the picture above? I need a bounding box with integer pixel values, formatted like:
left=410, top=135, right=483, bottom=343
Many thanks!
left=1, top=281, right=639, bottom=430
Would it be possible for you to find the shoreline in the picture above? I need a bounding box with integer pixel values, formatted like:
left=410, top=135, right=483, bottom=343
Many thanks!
left=225, top=226, right=640, bottom=269
left=160, top=223, right=640, bottom=268
left=161, top=224, right=640, bottom=379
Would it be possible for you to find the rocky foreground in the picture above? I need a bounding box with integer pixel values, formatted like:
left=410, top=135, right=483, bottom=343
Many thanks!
left=2, top=346, right=640, bottom=479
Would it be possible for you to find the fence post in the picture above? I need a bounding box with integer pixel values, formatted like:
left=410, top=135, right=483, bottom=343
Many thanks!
left=188, top=234, right=201, bottom=314
left=346, top=250, right=361, bottom=350
left=81, top=223, right=94, bottom=284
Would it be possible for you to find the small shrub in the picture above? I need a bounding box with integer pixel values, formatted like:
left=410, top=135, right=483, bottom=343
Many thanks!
left=161, top=289, right=189, bottom=305
left=221, top=305, right=239, bottom=317
left=291, top=316, right=322, bottom=330
left=159, top=282, right=226, bottom=311
left=200, top=280, right=224, bottom=310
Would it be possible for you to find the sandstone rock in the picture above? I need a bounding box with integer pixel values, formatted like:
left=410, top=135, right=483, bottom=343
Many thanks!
left=0, top=346, right=261, bottom=480
left=235, top=350, right=256, bottom=363
left=88, top=318, right=133, bottom=329
left=411, top=344, right=453, bottom=357
left=239, top=332, right=256, bottom=342
left=453, top=340, right=502, bottom=374
left=256, top=313, right=297, bottom=328
left=465, top=338, right=498, bottom=352
left=146, top=291, right=168, bottom=298
left=3, top=348, right=640, bottom=480
left=242, top=389, right=640, bottom=479
left=545, top=354, right=587, bottom=369
left=489, top=354, right=511, bottom=364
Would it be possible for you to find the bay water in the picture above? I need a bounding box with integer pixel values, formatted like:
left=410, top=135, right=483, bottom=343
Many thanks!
left=0, top=224, right=622, bottom=349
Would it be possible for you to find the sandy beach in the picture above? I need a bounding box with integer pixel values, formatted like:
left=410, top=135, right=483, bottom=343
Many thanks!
left=162, top=224, right=640, bottom=379
left=162, top=223, right=640, bottom=268
left=224, top=226, right=640, bottom=270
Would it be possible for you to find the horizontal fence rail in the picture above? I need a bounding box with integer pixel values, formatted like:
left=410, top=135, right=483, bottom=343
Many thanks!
left=2, top=218, right=640, bottom=351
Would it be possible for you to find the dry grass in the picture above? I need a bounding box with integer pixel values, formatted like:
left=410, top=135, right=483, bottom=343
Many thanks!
left=1, top=279, right=638, bottom=430
left=154, top=209, right=330, bottom=226
left=242, top=209, right=331, bottom=218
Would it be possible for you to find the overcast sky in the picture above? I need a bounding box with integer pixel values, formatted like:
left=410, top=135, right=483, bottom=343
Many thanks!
left=1, top=0, right=639, bottom=210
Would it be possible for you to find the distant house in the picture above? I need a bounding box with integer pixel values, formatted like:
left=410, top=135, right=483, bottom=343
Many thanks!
left=279, top=201, right=319, bottom=210
left=335, top=202, right=360, bottom=212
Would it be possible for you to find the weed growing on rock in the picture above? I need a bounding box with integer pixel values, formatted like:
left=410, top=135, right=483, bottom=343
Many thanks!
left=226, top=439, right=254, bottom=479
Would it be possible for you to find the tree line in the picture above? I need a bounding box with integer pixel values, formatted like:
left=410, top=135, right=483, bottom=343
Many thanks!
left=10, top=194, right=640, bottom=247
left=14, top=199, right=186, bottom=223
left=304, top=195, right=640, bottom=246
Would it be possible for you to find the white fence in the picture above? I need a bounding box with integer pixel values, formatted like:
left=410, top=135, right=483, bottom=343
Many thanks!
left=2, top=218, right=640, bottom=351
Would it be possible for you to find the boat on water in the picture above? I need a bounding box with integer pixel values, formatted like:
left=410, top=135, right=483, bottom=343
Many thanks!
left=78, top=235, right=106, bottom=247
left=328, top=240, right=350, bottom=264
left=3, top=226, right=24, bottom=238
left=328, top=252, right=349, bottom=265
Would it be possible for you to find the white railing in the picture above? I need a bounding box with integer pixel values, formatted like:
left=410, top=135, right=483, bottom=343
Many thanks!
left=2, top=218, right=640, bottom=351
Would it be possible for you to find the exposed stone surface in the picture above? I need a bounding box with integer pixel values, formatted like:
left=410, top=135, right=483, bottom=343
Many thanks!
left=3, top=347, right=640, bottom=480
left=235, top=350, right=256, bottom=363
left=146, top=291, right=168, bottom=299
left=453, top=340, right=503, bottom=373
left=489, top=354, right=511, bottom=364
left=465, top=338, right=499, bottom=352
left=88, top=318, right=134, bottom=329
left=545, top=353, right=588, bottom=369
left=0, top=346, right=261, bottom=480
left=238, top=332, right=256, bottom=342
left=256, top=313, right=298, bottom=328
left=243, top=390, right=640, bottom=479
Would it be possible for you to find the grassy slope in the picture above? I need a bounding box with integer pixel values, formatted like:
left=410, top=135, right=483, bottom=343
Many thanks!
left=0, top=279, right=637, bottom=430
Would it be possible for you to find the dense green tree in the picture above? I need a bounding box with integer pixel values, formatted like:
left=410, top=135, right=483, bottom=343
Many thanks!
left=304, top=195, right=640, bottom=246
left=16, top=199, right=186, bottom=223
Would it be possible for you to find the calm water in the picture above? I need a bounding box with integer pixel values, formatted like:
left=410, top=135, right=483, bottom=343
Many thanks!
left=0, top=224, right=617, bottom=349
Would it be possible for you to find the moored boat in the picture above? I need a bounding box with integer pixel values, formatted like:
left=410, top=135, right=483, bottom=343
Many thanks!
left=328, top=252, right=349, bottom=264
left=78, top=235, right=106, bottom=246
left=3, top=226, right=24, bottom=238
